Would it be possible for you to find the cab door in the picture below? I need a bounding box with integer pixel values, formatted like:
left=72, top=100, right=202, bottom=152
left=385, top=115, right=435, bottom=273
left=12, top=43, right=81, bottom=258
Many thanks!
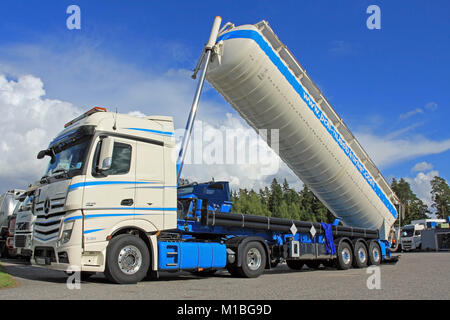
left=134, top=140, right=165, bottom=230
left=82, top=136, right=136, bottom=238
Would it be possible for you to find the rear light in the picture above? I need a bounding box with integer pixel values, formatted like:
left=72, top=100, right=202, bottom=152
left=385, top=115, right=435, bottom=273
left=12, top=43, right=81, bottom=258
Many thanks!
left=64, top=107, right=107, bottom=128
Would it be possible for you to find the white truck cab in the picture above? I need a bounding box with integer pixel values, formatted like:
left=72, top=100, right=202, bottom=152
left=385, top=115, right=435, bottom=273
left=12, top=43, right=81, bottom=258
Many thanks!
left=401, top=219, right=446, bottom=251
left=32, top=107, right=177, bottom=282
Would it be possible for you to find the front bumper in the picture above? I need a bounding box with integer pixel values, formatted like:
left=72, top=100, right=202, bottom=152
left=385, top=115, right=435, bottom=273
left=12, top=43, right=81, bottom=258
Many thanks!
left=32, top=243, right=83, bottom=271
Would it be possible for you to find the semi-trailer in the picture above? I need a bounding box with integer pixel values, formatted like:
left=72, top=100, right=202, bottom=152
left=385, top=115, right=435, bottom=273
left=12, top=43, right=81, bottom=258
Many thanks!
left=31, top=17, right=400, bottom=284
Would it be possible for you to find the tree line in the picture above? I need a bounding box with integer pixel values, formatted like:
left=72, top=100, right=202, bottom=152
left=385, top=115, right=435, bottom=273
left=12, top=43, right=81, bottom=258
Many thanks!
left=230, top=176, right=450, bottom=226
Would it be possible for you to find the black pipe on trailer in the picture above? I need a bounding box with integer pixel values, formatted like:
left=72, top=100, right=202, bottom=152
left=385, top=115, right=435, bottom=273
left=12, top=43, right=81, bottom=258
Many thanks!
left=202, top=211, right=378, bottom=239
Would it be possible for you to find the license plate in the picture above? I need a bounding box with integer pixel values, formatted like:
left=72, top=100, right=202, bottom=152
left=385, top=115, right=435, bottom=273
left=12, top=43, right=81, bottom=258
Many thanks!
left=35, top=257, right=47, bottom=265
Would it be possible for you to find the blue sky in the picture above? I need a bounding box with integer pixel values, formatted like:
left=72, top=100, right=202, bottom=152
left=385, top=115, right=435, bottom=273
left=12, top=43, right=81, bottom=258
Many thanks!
left=0, top=0, right=449, bottom=205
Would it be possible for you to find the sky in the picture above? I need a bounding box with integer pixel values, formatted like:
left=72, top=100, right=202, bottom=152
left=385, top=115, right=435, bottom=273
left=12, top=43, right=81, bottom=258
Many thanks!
left=0, top=0, right=449, bottom=208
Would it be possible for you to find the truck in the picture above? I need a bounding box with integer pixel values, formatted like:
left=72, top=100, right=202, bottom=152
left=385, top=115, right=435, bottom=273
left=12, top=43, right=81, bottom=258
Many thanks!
left=0, top=189, right=25, bottom=258
left=400, top=219, right=447, bottom=251
left=31, top=17, right=400, bottom=284
left=14, top=183, right=39, bottom=261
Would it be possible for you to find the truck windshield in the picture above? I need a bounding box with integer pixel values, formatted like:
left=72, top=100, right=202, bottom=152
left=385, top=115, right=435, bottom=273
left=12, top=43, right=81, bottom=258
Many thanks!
left=401, top=228, right=414, bottom=237
left=43, top=137, right=91, bottom=178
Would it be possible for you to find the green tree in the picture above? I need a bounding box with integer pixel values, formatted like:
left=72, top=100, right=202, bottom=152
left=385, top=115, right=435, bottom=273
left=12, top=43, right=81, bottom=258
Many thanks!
left=430, top=176, right=450, bottom=219
left=391, top=178, right=429, bottom=225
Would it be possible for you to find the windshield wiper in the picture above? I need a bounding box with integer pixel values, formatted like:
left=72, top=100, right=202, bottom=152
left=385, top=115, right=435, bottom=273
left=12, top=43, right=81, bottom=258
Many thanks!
left=40, top=175, right=50, bottom=184
left=52, top=169, right=69, bottom=178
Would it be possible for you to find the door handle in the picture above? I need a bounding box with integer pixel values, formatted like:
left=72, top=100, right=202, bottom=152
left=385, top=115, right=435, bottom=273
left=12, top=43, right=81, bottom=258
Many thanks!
left=121, top=199, right=134, bottom=206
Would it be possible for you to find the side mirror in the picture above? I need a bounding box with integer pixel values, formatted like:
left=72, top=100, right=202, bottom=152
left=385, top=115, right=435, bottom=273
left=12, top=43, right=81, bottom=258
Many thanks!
left=98, top=137, right=114, bottom=171
left=37, top=149, right=56, bottom=163
left=37, top=150, right=46, bottom=159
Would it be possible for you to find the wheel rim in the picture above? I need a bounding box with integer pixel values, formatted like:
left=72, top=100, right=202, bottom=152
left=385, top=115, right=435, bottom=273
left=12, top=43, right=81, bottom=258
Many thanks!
left=342, top=248, right=351, bottom=265
left=358, top=247, right=366, bottom=263
left=118, top=245, right=142, bottom=275
left=247, top=248, right=262, bottom=271
left=372, top=247, right=380, bottom=263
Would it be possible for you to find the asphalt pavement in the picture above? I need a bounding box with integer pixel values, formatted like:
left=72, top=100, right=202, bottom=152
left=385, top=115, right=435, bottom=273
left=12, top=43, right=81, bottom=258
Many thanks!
left=0, top=252, right=449, bottom=300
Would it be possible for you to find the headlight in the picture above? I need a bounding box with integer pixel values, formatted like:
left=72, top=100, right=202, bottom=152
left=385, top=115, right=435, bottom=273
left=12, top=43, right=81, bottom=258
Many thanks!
left=60, top=221, right=75, bottom=244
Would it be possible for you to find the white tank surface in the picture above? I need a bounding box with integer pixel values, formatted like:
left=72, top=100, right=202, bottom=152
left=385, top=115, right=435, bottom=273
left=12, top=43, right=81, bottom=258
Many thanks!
left=206, top=21, right=398, bottom=239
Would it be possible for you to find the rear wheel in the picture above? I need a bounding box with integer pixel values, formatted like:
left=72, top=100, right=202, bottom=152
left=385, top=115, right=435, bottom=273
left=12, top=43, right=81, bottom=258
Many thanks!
left=236, top=241, right=266, bottom=278
left=368, top=241, right=381, bottom=266
left=353, top=241, right=368, bottom=268
left=336, top=241, right=353, bottom=270
left=286, top=260, right=304, bottom=270
left=104, top=234, right=150, bottom=284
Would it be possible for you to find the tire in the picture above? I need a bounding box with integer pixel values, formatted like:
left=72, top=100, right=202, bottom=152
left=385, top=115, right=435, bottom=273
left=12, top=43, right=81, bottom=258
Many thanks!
left=353, top=241, right=368, bottom=268
left=336, top=241, right=353, bottom=270
left=368, top=241, right=381, bottom=266
left=305, top=260, right=322, bottom=269
left=236, top=241, right=266, bottom=278
left=286, top=260, right=304, bottom=270
left=104, top=234, right=150, bottom=284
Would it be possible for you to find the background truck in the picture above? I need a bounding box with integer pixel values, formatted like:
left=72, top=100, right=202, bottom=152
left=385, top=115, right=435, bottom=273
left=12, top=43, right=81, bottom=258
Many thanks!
left=31, top=17, right=400, bottom=284
left=14, top=183, right=39, bottom=261
left=400, top=219, right=447, bottom=251
left=0, top=189, right=24, bottom=258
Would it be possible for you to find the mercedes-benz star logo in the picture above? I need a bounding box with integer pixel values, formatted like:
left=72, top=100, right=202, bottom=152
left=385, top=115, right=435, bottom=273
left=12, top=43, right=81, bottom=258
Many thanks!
left=44, top=198, right=51, bottom=214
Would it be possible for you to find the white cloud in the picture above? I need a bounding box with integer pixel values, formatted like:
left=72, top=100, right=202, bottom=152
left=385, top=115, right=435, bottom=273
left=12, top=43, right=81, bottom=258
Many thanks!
left=411, top=161, right=433, bottom=172
left=355, top=132, right=450, bottom=168
left=399, top=102, right=438, bottom=120
left=399, top=107, right=423, bottom=120
left=405, top=169, right=439, bottom=208
left=0, top=74, right=81, bottom=191
left=425, top=102, right=437, bottom=111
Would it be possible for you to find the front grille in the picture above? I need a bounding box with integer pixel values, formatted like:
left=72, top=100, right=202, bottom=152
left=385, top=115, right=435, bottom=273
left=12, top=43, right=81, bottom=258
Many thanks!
left=34, top=196, right=66, bottom=242
left=14, top=234, right=27, bottom=248
left=34, top=246, right=56, bottom=262
left=15, top=222, right=30, bottom=231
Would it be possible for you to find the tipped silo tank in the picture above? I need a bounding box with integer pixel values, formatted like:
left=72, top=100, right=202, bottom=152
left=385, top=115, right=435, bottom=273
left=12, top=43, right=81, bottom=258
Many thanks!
left=206, top=20, right=398, bottom=240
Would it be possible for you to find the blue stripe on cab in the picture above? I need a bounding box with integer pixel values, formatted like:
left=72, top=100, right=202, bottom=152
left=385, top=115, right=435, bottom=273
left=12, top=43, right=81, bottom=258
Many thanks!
left=126, top=127, right=174, bottom=136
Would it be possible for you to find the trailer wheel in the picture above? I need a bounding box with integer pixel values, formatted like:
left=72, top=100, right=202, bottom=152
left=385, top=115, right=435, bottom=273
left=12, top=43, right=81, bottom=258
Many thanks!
left=104, top=234, right=150, bottom=284
left=336, top=241, right=353, bottom=270
left=237, top=241, right=266, bottom=278
left=286, top=260, right=304, bottom=270
left=368, top=241, right=381, bottom=266
left=353, top=241, right=368, bottom=268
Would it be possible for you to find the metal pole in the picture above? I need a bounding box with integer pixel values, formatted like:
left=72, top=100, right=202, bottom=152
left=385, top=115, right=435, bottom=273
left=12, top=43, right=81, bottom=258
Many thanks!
left=176, top=16, right=222, bottom=183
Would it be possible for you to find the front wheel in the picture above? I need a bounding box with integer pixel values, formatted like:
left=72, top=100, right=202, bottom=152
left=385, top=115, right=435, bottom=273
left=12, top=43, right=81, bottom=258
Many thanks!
left=104, top=234, right=150, bottom=284
left=236, top=241, right=266, bottom=278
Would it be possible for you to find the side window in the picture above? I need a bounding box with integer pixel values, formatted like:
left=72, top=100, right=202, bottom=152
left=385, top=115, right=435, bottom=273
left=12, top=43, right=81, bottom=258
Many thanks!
left=92, top=140, right=132, bottom=176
